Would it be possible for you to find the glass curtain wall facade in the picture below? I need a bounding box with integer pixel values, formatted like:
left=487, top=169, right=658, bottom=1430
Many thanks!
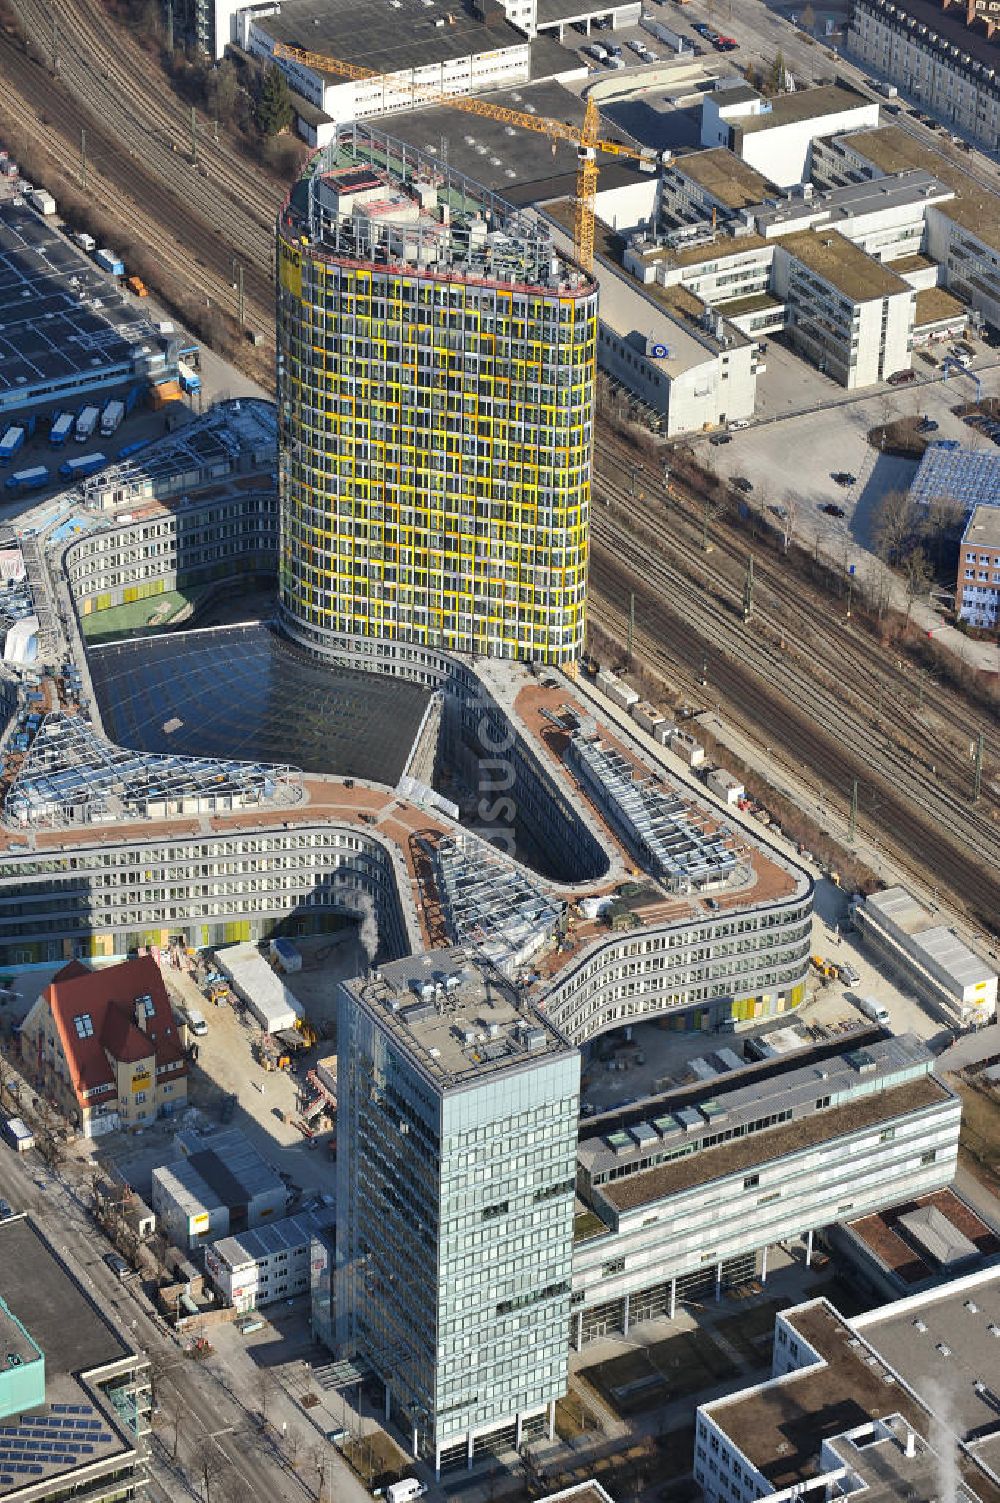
left=276, top=126, right=597, bottom=665
left=336, top=979, right=580, bottom=1472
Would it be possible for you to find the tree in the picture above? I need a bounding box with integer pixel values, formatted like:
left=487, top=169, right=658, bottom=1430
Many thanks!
left=207, top=59, right=239, bottom=124
left=872, top=487, right=915, bottom=566
left=902, top=546, right=932, bottom=623
left=801, top=1, right=816, bottom=30
left=770, top=49, right=786, bottom=95
left=191, top=1437, right=225, bottom=1502
left=253, top=1366, right=275, bottom=1428
left=256, top=63, right=292, bottom=136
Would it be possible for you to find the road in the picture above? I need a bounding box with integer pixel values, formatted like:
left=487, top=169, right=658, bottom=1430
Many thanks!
left=0, top=1138, right=351, bottom=1503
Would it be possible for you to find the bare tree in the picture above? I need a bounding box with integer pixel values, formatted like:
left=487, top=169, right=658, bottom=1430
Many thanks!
left=155, top=1389, right=182, bottom=1462
left=310, top=1445, right=329, bottom=1502
left=903, top=546, right=932, bottom=624
left=872, top=487, right=915, bottom=565
left=253, top=1366, right=275, bottom=1428
left=190, top=1437, right=225, bottom=1503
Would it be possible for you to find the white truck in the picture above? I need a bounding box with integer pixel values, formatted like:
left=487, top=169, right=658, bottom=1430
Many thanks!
left=74, top=231, right=96, bottom=252
left=854, top=995, right=890, bottom=1027
left=100, top=399, right=125, bottom=437
left=28, top=188, right=56, bottom=216
left=2, top=1116, right=35, bottom=1152
left=386, top=1482, right=426, bottom=1503
left=75, top=406, right=99, bottom=442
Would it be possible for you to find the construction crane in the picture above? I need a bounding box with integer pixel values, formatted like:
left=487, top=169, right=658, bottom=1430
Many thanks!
left=272, top=43, right=662, bottom=270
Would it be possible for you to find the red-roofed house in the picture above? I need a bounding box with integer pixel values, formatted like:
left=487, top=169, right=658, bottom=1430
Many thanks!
left=20, top=956, right=188, bottom=1138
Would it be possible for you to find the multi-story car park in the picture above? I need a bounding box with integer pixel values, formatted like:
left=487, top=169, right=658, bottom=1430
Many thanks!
left=570, top=1031, right=960, bottom=1345
left=276, top=125, right=597, bottom=667
left=847, top=0, right=1000, bottom=151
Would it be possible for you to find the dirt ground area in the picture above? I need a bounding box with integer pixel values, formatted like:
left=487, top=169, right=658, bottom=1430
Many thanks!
left=950, top=1073, right=1000, bottom=1196
left=83, top=930, right=366, bottom=1200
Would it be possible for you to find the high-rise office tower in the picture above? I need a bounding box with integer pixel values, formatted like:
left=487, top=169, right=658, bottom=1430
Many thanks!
left=276, top=124, right=597, bottom=666
left=335, top=950, right=580, bottom=1473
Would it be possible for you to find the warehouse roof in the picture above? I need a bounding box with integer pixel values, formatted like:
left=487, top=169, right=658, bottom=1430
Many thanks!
left=779, top=227, right=911, bottom=300
left=0, top=203, right=157, bottom=406
left=258, top=0, right=527, bottom=74
left=157, top=1128, right=286, bottom=1215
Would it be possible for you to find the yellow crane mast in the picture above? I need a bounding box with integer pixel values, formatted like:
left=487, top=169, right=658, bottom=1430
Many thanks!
left=272, top=42, right=661, bottom=271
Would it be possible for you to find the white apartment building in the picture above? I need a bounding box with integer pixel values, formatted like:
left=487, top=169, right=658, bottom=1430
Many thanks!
left=625, top=215, right=914, bottom=387
left=570, top=1033, right=959, bottom=1346
left=696, top=1269, right=1000, bottom=1503
left=204, top=1208, right=335, bottom=1312
left=546, top=212, right=759, bottom=435
left=812, top=127, right=1000, bottom=331
left=773, top=229, right=915, bottom=385
left=847, top=0, right=1000, bottom=150
left=701, top=81, right=880, bottom=188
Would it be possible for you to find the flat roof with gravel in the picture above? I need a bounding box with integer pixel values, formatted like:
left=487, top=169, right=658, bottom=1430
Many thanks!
left=780, top=228, right=911, bottom=300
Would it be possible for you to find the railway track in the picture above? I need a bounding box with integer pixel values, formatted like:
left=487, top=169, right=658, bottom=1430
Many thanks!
left=588, top=468, right=1000, bottom=930
left=0, top=14, right=275, bottom=331
left=594, top=433, right=1000, bottom=782
left=13, top=0, right=278, bottom=278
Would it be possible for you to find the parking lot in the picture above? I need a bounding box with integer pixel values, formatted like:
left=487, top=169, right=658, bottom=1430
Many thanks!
left=698, top=351, right=1000, bottom=553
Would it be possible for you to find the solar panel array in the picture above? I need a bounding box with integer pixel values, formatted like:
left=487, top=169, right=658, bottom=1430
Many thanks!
left=0, top=1404, right=115, bottom=1489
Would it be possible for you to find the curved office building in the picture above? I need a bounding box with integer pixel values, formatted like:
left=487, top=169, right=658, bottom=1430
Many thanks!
left=276, top=124, right=597, bottom=666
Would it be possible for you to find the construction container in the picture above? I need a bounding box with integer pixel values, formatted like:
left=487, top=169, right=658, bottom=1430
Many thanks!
left=269, top=937, right=302, bottom=973
left=148, top=380, right=182, bottom=410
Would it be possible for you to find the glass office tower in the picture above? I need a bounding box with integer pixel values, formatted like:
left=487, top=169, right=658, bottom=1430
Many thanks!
left=276, top=124, right=597, bottom=665
left=336, top=951, right=580, bottom=1473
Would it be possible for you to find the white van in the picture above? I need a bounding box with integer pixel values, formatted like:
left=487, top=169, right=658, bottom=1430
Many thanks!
left=585, top=42, right=608, bottom=59
left=186, top=1008, right=208, bottom=1037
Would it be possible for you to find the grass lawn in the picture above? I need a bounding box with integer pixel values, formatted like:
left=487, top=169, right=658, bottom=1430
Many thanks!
left=81, top=587, right=206, bottom=643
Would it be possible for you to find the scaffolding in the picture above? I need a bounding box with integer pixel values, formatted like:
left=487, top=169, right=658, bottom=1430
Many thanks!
left=565, top=734, right=737, bottom=893
left=4, top=711, right=303, bottom=828
left=429, top=832, right=564, bottom=978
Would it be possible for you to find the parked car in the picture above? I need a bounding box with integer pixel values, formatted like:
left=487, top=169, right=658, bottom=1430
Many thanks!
left=822, top=502, right=847, bottom=517
left=628, top=37, right=646, bottom=51
left=888, top=368, right=916, bottom=384
left=0, top=1200, right=12, bottom=1221
left=642, top=45, right=659, bottom=58
left=917, top=417, right=938, bottom=433
left=732, top=476, right=753, bottom=492
left=709, top=431, right=732, bottom=445
left=103, top=1253, right=132, bottom=1282
left=831, top=471, right=856, bottom=487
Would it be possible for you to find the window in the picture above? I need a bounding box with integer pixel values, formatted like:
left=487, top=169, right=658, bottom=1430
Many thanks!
left=73, top=1014, right=94, bottom=1039
left=921, top=1148, right=937, bottom=1165
left=743, top=1174, right=760, bottom=1190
